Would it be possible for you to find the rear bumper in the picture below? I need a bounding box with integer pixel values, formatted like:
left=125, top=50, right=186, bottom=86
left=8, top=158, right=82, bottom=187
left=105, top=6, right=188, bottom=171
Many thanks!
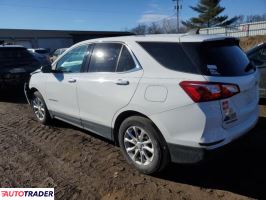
left=150, top=101, right=259, bottom=164
left=167, top=129, right=251, bottom=164
left=167, top=111, right=258, bottom=164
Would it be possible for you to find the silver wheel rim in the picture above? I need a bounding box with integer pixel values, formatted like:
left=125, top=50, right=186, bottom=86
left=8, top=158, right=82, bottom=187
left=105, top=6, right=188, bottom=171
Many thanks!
left=124, top=126, right=154, bottom=166
left=32, top=97, right=45, bottom=121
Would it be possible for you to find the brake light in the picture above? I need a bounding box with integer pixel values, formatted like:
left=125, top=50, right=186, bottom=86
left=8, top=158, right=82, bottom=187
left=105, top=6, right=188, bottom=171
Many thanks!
left=180, top=81, right=240, bottom=102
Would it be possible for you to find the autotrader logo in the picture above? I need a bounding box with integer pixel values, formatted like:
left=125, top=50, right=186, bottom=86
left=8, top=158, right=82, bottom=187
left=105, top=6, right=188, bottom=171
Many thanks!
left=0, top=188, right=54, bottom=200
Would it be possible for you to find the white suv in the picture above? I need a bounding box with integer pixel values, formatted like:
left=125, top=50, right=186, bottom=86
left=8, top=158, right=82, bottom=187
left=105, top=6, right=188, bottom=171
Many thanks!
left=25, top=34, right=259, bottom=174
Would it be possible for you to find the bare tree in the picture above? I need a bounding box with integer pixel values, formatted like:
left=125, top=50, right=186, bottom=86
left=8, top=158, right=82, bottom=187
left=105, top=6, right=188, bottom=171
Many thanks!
left=147, top=23, right=163, bottom=34
left=131, top=24, right=148, bottom=35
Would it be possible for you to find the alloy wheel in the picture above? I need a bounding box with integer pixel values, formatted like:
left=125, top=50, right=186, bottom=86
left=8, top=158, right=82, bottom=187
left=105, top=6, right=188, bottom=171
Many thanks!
left=123, top=126, right=154, bottom=166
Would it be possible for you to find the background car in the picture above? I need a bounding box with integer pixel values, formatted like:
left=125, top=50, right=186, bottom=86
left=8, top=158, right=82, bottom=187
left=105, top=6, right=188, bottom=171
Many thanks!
left=247, top=42, right=266, bottom=98
left=50, top=48, right=67, bottom=62
left=29, top=51, right=51, bottom=66
left=0, top=45, right=40, bottom=89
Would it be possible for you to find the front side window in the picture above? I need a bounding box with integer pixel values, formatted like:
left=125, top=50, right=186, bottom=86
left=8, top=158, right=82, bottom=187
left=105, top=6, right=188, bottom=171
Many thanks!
left=56, top=45, right=88, bottom=73
left=89, top=43, right=122, bottom=72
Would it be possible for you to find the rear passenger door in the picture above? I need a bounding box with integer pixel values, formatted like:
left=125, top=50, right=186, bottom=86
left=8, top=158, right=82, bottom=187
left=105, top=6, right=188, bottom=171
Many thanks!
left=77, top=43, right=143, bottom=139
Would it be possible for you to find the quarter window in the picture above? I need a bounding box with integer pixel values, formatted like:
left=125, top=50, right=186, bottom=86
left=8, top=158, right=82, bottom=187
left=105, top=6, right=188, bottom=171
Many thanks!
left=116, top=46, right=136, bottom=72
left=56, top=45, right=88, bottom=73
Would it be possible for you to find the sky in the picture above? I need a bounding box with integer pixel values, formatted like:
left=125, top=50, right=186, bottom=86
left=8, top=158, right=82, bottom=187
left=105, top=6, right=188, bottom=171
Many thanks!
left=0, top=0, right=265, bottom=31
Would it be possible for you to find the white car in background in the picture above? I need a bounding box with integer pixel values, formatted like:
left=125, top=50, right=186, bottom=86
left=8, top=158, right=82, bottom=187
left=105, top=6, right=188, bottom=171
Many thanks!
left=25, top=34, right=259, bottom=174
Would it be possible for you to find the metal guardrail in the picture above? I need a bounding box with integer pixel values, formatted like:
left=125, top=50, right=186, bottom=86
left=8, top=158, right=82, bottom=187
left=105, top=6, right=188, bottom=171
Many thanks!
left=200, top=21, right=266, bottom=38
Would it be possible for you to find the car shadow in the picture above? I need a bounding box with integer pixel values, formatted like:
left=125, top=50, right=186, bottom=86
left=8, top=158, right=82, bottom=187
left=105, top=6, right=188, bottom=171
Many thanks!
left=0, top=87, right=27, bottom=104
left=155, top=116, right=266, bottom=199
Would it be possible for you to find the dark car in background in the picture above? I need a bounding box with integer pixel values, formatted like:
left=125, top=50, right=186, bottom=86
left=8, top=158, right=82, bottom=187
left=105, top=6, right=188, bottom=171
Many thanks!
left=29, top=51, right=51, bottom=66
left=0, top=45, right=40, bottom=89
left=247, top=42, right=266, bottom=99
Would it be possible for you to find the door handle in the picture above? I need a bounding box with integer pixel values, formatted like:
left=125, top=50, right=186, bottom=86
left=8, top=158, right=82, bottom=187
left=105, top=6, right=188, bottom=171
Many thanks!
left=68, top=78, right=77, bottom=83
left=116, top=79, right=129, bottom=85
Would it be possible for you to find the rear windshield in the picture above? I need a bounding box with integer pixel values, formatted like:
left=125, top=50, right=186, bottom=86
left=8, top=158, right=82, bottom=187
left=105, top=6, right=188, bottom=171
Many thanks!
left=138, top=41, right=255, bottom=76
left=0, top=47, right=38, bottom=68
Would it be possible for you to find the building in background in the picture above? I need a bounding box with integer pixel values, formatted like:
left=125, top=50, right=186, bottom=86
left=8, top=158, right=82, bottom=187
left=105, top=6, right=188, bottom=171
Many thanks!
left=0, top=29, right=133, bottom=51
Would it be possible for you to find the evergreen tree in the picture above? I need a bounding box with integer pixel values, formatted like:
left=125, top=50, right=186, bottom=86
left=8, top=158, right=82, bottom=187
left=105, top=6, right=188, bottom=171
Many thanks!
left=182, top=0, right=238, bottom=29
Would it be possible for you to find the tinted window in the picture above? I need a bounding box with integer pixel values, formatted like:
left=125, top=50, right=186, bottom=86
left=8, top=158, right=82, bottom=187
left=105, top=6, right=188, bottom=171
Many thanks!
left=89, top=43, right=122, bottom=72
left=182, top=41, right=255, bottom=76
left=116, top=46, right=136, bottom=72
left=56, top=45, right=88, bottom=73
left=139, top=41, right=255, bottom=76
left=0, top=47, right=38, bottom=68
left=138, top=42, right=198, bottom=74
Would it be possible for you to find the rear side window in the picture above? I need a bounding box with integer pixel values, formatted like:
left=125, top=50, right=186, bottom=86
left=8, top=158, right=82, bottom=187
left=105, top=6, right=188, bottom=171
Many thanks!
left=138, top=42, right=198, bottom=74
left=116, top=46, right=136, bottom=72
left=138, top=41, right=255, bottom=76
left=182, top=41, right=255, bottom=76
left=0, top=47, right=38, bottom=68
left=89, top=43, right=122, bottom=72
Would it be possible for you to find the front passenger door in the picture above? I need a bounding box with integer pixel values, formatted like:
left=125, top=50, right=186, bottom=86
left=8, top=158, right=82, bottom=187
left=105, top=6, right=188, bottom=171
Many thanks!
left=45, top=45, right=90, bottom=125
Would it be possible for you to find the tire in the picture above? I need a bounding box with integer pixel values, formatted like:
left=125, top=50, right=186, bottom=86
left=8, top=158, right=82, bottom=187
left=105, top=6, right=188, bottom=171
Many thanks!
left=118, top=116, right=169, bottom=174
left=31, top=91, right=51, bottom=125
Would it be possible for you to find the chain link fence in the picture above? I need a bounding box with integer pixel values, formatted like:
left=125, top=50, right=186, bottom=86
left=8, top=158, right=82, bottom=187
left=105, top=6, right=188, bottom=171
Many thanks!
left=200, top=21, right=266, bottom=38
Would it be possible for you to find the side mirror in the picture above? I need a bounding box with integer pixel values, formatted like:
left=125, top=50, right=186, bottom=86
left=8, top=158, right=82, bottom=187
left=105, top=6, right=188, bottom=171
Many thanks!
left=41, top=65, right=52, bottom=73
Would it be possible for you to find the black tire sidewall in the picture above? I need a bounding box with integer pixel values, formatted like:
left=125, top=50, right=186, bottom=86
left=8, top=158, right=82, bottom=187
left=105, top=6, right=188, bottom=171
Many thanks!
left=118, top=116, right=165, bottom=174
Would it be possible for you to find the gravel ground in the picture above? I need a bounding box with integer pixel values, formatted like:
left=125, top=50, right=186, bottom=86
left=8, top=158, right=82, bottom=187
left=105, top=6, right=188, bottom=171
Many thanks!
left=0, top=89, right=265, bottom=200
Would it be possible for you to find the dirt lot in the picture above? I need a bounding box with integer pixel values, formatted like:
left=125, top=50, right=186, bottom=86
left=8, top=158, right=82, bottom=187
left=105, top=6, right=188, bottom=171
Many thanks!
left=0, top=89, right=266, bottom=200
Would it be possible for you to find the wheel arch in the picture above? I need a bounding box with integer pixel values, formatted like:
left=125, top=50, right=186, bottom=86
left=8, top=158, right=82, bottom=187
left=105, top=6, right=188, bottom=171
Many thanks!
left=112, top=110, right=166, bottom=147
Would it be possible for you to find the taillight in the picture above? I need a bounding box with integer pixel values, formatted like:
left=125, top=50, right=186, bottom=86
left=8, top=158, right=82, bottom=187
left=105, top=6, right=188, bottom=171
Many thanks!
left=180, top=81, right=240, bottom=102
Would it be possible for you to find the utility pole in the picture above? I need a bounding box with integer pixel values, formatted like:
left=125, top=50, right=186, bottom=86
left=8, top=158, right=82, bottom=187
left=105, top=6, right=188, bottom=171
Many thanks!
left=173, top=0, right=182, bottom=33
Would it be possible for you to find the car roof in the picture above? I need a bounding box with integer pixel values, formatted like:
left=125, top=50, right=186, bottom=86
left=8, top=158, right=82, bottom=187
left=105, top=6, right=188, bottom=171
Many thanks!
left=77, top=34, right=237, bottom=45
